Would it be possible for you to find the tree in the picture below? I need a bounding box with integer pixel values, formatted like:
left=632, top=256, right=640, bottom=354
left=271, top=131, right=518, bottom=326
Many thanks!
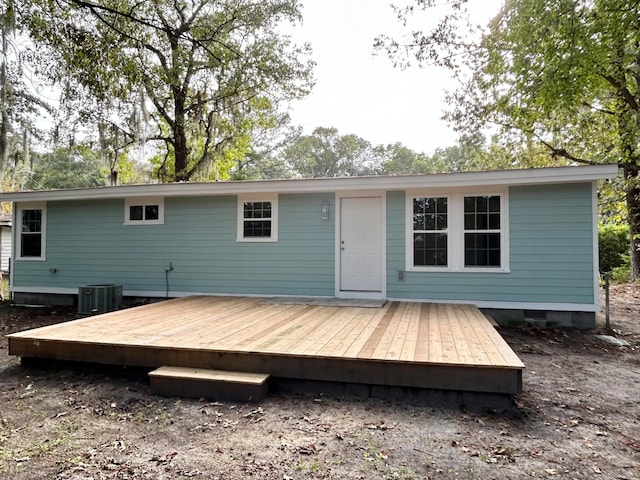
left=0, top=0, right=50, bottom=183
left=23, top=0, right=314, bottom=182
left=25, top=146, right=106, bottom=190
left=283, top=127, right=381, bottom=178
left=378, top=142, right=444, bottom=175
left=230, top=112, right=300, bottom=180
left=377, top=0, right=640, bottom=278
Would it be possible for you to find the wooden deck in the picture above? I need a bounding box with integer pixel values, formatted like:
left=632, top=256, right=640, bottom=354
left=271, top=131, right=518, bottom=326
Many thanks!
left=7, top=296, right=524, bottom=396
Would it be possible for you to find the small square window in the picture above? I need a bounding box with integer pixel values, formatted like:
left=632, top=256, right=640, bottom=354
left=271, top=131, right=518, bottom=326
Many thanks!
left=129, top=205, right=144, bottom=221
left=237, top=195, right=278, bottom=242
left=124, top=197, right=164, bottom=225
left=145, top=205, right=159, bottom=220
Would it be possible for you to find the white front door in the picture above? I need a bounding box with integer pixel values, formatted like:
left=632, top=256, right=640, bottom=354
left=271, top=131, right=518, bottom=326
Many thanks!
left=340, top=196, right=383, bottom=292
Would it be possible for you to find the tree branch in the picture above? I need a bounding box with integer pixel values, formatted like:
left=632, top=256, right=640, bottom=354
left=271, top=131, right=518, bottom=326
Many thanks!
left=491, top=119, right=601, bottom=166
left=140, top=73, right=174, bottom=129
left=582, top=101, right=617, bottom=116
left=64, top=0, right=167, bottom=35
left=601, top=73, right=640, bottom=112
left=540, top=141, right=599, bottom=166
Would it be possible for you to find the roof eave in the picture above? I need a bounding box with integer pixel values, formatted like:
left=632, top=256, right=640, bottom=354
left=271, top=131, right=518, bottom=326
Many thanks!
left=0, top=164, right=619, bottom=202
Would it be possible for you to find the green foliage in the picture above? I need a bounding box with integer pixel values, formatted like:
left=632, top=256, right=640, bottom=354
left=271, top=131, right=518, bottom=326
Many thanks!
left=23, top=0, right=314, bottom=181
left=263, top=126, right=566, bottom=180
left=379, top=142, right=446, bottom=175
left=113, top=155, right=150, bottom=185
left=378, top=0, right=640, bottom=278
left=610, top=265, right=631, bottom=284
left=25, top=147, right=106, bottom=190
left=599, top=224, right=630, bottom=274
left=0, top=0, right=51, bottom=178
left=283, top=127, right=381, bottom=178
left=599, top=175, right=628, bottom=225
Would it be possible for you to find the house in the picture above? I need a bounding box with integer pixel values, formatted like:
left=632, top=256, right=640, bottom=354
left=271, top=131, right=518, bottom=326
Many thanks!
left=0, top=164, right=617, bottom=327
left=0, top=213, right=11, bottom=273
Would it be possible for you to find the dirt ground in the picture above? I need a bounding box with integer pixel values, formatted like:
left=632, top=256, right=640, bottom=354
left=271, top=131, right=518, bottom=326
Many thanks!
left=1, top=286, right=639, bottom=480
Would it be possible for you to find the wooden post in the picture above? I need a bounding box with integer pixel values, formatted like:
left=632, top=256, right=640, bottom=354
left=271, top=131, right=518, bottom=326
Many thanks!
left=604, top=272, right=610, bottom=330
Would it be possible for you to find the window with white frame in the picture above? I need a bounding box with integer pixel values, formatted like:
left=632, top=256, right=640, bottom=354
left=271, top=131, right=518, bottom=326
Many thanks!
left=464, top=195, right=501, bottom=267
left=124, top=197, right=164, bottom=225
left=237, top=195, right=278, bottom=242
left=407, top=190, right=508, bottom=272
left=412, top=197, right=448, bottom=267
left=18, top=203, right=46, bottom=260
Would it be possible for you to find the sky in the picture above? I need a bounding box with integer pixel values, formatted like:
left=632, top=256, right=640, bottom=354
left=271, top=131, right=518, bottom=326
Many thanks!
left=287, top=0, right=503, bottom=155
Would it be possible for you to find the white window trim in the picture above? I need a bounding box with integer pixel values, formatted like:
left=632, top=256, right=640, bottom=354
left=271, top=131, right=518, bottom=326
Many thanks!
left=16, top=201, right=47, bottom=261
left=124, top=197, right=164, bottom=225
left=236, top=194, right=278, bottom=242
left=408, top=195, right=452, bottom=272
left=405, top=187, right=510, bottom=273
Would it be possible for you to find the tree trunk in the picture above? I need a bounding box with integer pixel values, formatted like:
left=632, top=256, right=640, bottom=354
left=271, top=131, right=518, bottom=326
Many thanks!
left=173, top=88, right=189, bottom=181
left=174, top=123, right=188, bottom=181
left=623, top=162, right=640, bottom=279
left=22, top=124, right=29, bottom=169
left=0, top=59, right=7, bottom=173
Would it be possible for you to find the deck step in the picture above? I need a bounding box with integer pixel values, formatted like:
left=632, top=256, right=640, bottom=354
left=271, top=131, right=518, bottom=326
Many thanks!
left=149, top=366, right=270, bottom=402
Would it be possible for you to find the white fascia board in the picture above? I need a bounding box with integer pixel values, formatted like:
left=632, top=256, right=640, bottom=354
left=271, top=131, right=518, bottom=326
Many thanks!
left=0, top=164, right=619, bottom=202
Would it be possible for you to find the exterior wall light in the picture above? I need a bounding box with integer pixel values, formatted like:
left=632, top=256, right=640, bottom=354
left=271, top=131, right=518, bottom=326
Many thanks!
left=321, top=201, right=330, bottom=220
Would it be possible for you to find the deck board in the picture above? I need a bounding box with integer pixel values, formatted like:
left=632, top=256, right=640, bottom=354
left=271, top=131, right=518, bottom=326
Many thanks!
left=357, top=302, right=399, bottom=359
left=7, top=296, right=524, bottom=395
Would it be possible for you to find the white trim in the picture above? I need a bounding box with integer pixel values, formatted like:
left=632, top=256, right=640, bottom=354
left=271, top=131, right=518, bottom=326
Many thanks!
left=386, top=297, right=600, bottom=313
left=405, top=188, right=510, bottom=273
left=0, top=165, right=618, bottom=202
left=236, top=194, right=279, bottom=242
left=9, top=285, right=331, bottom=300
left=405, top=195, right=450, bottom=272
left=335, top=191, right=387, bottom=298
left=124, top=197, right=164, bottom=225
left=15, top=202, right=47, bottom=261
left=9, top=209, right=15, bottom=289
left=335, top=290, right=386, bottom=300
left=9, top=286, right=600, bottom=312
left=592, top=181, right=601, bottom=310
left=11, top=286, right=76, bottom=294
left=381, top=194, right=387, bottom=297
left=128, top=290, right=343, bottom=299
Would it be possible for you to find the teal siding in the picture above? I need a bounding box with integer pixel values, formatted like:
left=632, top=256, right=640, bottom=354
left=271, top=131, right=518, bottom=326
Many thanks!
left=387, top=183, right=595, bottom=305
left=13, top=182, right=596, bottom=306
left=386, top=190, right=405, bottom=284
left=13, top=193, right=335, bottom=296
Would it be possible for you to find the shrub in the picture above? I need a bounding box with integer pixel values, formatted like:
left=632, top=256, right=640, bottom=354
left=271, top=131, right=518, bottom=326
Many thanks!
left=610, top=265, right=631, bottom=283
left=599, top=223, right=630, bottom=274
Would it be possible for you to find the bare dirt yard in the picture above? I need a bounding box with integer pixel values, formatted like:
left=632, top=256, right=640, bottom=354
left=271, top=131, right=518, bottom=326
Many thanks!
left=1, top=286, right=639, bottom=480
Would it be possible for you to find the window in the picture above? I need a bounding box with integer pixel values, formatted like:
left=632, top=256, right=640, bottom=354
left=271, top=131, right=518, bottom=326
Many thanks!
left=406, top=190, right=508, bottom=272
left=17, top=203, right=46, bottom=260
left=237, top=195, right=278, bottom=242
left=464, top=195, right=501, bottom=267
left=413, top=197, right=448, bottom=267
left=124, top=197, right=164, bottom=225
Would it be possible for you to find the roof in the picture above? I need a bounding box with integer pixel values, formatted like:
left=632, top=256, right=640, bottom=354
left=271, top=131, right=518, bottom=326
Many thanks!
left=0, top=164, right=618, bottom=202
